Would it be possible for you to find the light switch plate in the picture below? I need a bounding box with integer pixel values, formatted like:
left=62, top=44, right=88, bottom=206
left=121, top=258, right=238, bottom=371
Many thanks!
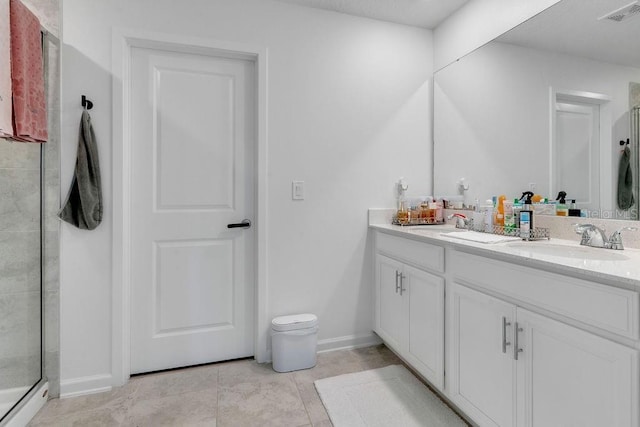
left=292, top=181, right=305, bottom=200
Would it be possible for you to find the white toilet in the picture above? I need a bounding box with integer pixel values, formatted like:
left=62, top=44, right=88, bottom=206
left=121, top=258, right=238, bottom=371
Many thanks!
left=271, top=313, right=318, bottom=373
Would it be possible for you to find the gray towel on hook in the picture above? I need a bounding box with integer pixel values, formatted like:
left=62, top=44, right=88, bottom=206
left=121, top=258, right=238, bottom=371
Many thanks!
left=59, top=110, right=103, bottom=230
left=617, top=145, right=634, bottom=210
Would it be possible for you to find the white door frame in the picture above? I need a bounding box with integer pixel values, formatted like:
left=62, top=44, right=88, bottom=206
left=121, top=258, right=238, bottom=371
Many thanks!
left=111, top=29, right=269, bottom=386
left=549, top=88, right=612, bottom=213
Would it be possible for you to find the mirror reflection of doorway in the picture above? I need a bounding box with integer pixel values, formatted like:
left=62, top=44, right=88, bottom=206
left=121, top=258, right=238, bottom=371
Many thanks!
left=551, top=90, right=611, bottom=216
left=554, top=101, right=600, bottom=211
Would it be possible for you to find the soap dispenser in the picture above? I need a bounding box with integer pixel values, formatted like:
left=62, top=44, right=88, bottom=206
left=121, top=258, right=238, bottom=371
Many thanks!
left=556, top=191, right=568, bottom=216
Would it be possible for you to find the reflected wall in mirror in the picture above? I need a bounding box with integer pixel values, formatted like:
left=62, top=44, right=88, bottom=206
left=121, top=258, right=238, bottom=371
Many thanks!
left=434, top=0, right=640, bottom=220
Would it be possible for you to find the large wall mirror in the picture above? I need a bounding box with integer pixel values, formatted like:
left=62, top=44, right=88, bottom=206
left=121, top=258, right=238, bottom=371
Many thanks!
left=434, top=0, right=640, bottom=220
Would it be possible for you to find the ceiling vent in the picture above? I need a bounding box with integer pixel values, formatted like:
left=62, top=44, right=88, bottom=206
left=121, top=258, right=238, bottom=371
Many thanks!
left=598, top=1, right=640, bottom=23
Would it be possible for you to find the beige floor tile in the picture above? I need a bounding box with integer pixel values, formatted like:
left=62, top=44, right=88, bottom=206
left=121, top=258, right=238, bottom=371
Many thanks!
left=349, top=344, right=403, bottom=370
left=217, top=375, right=309, bottom=427
left=296, top=382, right=330, bottom=425
left=27, top=345, right=443, bottom=427
left=123, top=388, right=217, bottom=427
left=130, top=363, right=219, bottom=399
left=217, top=358, right=287, bottom=386
left=29, top=406, right=127, bottom=427
left=29, top=383, right=136, bottom=422
left=292, top=350, right=363, bottom=385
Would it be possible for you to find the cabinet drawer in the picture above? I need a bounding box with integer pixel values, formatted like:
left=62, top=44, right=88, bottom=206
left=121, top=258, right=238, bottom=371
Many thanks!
left=376, top=232, right=444, bottom=273
left=451, top=251, right=639, bottom=340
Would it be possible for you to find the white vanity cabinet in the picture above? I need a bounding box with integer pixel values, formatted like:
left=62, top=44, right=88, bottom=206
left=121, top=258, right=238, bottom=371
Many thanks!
left=516, top=307, right=637, bottom=427
left=374, top=232, right=445, bottom=389
left=371, top=226, right=640, bottom=426
left=447, top=283, right=517, bottom=427
left=448, top=252, right=640, bottom=427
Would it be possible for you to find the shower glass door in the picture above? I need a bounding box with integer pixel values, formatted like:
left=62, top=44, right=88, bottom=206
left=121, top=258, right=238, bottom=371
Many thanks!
left=0, top=141, right=43, bottom=421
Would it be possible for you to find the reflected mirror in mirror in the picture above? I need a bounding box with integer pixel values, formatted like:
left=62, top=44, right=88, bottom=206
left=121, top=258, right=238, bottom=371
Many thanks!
left=434, top=0, right=640, bottom=220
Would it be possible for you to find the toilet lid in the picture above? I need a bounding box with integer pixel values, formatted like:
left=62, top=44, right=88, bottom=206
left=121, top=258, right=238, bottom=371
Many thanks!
left=271, top=313, right=318, bottom=332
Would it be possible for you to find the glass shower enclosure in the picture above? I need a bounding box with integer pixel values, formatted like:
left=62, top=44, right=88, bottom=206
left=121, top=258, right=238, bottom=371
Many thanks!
left=0, top=140, right=43, bottom=422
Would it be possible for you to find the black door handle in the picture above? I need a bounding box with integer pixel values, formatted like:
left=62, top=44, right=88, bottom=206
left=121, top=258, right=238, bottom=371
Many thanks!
left=227, top=219, right=251, bottom=229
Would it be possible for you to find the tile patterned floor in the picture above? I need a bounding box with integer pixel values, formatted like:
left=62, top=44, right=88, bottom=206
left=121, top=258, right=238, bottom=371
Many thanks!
left=29, top=344, right=403, bottom=427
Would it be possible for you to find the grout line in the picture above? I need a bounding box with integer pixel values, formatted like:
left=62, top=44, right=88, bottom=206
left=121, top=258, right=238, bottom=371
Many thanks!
left=215, top=364, right=220, bottom=425
left=292, top=376, right=313, bottom=427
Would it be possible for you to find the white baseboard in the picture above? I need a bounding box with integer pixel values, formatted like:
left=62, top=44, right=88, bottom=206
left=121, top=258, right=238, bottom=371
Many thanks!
left=317, top=332, right=382, bottom=353
left=5, top=382, right=48, bottom=427
left=261, top=332, right=382, bottom=363
left=60, top=374, right=112, bottom=399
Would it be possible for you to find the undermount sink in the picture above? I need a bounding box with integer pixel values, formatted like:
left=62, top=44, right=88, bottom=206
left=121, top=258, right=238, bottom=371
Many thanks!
left=505, top=242, right=630, bottom=261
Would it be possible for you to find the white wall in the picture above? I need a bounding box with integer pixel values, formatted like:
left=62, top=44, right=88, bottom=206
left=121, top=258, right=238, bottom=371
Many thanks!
left=60, top=0, right=433, bottom=395
left=433, top=0, right=560, bottom=71
left=434, top=41, right=638, bottom=211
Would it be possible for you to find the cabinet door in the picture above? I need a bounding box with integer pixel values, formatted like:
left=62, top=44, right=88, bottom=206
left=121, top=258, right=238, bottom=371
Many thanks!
left=375, top=254, right=406, bottom=351
left=405, top=264, right=445, bottom=389
left=448, top=283, right=517, bottom=427
left=516, top=308, right=639, bottom=427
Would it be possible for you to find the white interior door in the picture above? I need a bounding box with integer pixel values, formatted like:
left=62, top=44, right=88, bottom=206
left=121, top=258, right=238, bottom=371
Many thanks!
left=129, top=44, right=255, bottom=374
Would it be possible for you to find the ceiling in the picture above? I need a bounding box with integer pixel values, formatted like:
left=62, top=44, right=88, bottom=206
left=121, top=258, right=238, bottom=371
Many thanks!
left=271, top=0, right=470, bottom=29
left=498, top=0, right=640, bottom=69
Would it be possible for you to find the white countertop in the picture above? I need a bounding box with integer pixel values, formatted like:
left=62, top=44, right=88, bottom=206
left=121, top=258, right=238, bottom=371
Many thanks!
left=370, top=223, right=640, bottom=289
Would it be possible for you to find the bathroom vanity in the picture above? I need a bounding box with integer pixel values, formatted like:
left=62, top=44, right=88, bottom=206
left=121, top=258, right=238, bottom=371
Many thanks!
left=371, top=221, right=640, bottom=427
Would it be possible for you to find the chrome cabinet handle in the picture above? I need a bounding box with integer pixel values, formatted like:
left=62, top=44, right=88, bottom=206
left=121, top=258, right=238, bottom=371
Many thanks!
left=399, top=274, right=406, bottom=295
left=395, top=271, right=401, bottom=294
left=502, top=317, right=512, bottom=353
left=514, top=322, right=524, bottom=360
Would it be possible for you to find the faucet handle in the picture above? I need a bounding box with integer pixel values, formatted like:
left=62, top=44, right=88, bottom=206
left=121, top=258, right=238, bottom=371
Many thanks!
left=608, top=227, right=638, bottom=250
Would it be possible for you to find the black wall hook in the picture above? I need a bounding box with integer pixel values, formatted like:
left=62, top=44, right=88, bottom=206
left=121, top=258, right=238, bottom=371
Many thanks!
left=620, top=138, right=630, bottom=146
left=81, top=95, right=93, bottom=110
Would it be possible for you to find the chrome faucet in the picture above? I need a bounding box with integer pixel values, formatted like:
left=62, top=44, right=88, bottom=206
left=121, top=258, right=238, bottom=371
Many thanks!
left=448, top=213, right=470, bottom=229
left=574, top=224, right=637, bottom=250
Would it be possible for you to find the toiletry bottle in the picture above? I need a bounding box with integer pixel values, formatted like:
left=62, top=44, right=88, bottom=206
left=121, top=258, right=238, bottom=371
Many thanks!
left=495, top=195, right=506, bottom=227
left=472, top=202, right=484, bottom=232
left=483, top=199, right=494, bottom=233
left=397, top=200, right=408, bottom=224
left=519, top=210, right=532, bottom=240
left=568, top=199, right=580, bottom=217
left=435, top=199, right=444, bottom=223
left=513, top=198, right=523, bottom=229
left=519, top=192, right=534, bottom=236
left=503, top=199, right=515, bottom=233
left=556, top=191, right=568, bottom=216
